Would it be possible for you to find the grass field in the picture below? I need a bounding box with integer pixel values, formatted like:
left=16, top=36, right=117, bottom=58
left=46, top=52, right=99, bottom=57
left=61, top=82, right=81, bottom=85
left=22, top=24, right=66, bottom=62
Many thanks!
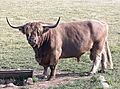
left=0, top=0, right=120, bottom=89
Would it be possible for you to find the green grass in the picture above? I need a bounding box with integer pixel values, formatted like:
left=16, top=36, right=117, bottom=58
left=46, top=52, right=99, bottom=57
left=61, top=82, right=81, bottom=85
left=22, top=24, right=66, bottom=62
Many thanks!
left=0, top=0, right=120, bottom=88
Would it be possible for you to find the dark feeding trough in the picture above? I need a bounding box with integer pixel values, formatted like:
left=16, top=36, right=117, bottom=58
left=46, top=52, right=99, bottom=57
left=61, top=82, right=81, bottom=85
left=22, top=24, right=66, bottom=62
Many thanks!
left=0, top=70, right=33, bottom=86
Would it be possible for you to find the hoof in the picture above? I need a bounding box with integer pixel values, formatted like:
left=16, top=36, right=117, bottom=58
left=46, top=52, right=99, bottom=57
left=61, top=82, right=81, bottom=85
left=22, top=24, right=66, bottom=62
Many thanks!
left=40, top=75, right=48, bottom=79
left=89, top=72, right=96, bottom=76
left=110, top=67, right=113, bottom=70
left=98, top=70, right=105, bottom=73
left=82, top=72, right=95, bottom=76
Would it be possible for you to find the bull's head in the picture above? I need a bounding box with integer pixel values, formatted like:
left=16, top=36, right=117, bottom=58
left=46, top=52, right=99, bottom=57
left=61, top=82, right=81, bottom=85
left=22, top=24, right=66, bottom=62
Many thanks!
left=6, top=17, right=60, bottom=47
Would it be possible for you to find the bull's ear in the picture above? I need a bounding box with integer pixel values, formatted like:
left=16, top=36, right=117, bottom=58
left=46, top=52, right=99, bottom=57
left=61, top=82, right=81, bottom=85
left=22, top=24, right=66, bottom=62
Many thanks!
left=19, top=26, right=26, bottom=34
left=42, top=26, right=49, bottom=33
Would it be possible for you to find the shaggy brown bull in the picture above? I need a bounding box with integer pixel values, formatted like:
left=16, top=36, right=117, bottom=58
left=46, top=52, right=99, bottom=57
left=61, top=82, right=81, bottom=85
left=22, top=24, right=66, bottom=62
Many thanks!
left=6, top=17, right=113, bottom=80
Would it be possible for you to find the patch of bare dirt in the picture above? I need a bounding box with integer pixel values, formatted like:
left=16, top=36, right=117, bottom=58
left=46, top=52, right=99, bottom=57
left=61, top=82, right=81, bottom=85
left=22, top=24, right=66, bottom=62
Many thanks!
left=1, top=71, right=92, bottom=89
left=27, top=71, right=92, bottom=89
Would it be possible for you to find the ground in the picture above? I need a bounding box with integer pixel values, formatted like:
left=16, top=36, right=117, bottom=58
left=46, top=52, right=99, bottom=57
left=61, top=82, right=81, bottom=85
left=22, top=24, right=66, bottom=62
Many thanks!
left=0, top=71, right=93, bottom=89
left=0, top=0, right=120, bottom=89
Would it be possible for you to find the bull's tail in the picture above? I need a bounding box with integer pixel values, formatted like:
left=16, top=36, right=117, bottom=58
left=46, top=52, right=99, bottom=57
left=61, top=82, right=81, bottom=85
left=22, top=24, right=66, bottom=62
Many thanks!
left=103, top=21, right=113, bottom=69
left=105, top=41, right=113, bottom=69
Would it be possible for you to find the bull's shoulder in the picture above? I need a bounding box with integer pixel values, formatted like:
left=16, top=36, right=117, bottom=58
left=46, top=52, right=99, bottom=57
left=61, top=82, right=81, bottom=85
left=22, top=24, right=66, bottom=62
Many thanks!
left=87, top=20, right=108, bottom=28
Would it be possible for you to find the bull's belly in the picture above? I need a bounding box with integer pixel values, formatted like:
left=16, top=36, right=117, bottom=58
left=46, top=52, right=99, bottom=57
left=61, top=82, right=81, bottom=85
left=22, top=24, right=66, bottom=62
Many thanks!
left=60, top=54, right=81, bottom=58
left=60, top=49, right=84, bottom=58
left=60, top=45, right=91, bottom=58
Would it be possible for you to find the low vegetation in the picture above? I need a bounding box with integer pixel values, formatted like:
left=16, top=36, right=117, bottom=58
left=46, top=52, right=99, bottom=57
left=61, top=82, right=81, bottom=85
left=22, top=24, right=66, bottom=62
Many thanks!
left=0, top=0, right=120, bottom=88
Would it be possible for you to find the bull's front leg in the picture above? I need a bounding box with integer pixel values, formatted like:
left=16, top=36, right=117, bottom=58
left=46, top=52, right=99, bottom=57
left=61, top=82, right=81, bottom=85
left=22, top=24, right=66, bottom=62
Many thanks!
left=47, top=48, right=61, bottom=81
left=42, top=66, right=48, bottom=79
left=47, top=56, right=58, bottom=81
left=47, top=65, right=57, bottom=81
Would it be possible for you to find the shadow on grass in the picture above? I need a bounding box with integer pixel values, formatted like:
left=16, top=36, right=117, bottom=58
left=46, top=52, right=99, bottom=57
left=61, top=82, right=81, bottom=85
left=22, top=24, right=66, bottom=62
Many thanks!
left=35, top=71, right=92, bottom=80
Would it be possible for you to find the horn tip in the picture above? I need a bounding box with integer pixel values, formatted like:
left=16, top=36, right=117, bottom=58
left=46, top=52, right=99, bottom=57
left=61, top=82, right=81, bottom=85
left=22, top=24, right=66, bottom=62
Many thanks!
left=58, top=17, right=60, bottom=20
left=6, top=17, right=8, bottom=19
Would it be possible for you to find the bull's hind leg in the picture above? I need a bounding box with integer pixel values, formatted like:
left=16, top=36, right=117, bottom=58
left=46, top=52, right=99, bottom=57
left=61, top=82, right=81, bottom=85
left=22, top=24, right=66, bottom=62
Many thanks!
left=90, top=42, right=104, bottom=74
left=100, top=46, right=107, bottom=73
left=90, top=53, right=102, bottom=74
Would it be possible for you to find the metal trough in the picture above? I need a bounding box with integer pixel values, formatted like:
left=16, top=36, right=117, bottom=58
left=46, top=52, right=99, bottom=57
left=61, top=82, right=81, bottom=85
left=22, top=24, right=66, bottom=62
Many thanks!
left=0, top=70, right=33, bottom=86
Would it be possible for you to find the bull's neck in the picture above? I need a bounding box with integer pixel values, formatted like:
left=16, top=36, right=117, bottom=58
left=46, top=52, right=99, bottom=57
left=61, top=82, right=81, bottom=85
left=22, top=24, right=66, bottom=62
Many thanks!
left=40, top=32, right=50, bottom=46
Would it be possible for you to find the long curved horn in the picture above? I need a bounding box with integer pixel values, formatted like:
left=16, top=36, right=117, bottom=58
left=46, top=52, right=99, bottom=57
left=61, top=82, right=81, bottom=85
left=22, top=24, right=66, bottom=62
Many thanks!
left=6, top=17, right=22, bottom=29
left=43, top=17, right=60, bottom=28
